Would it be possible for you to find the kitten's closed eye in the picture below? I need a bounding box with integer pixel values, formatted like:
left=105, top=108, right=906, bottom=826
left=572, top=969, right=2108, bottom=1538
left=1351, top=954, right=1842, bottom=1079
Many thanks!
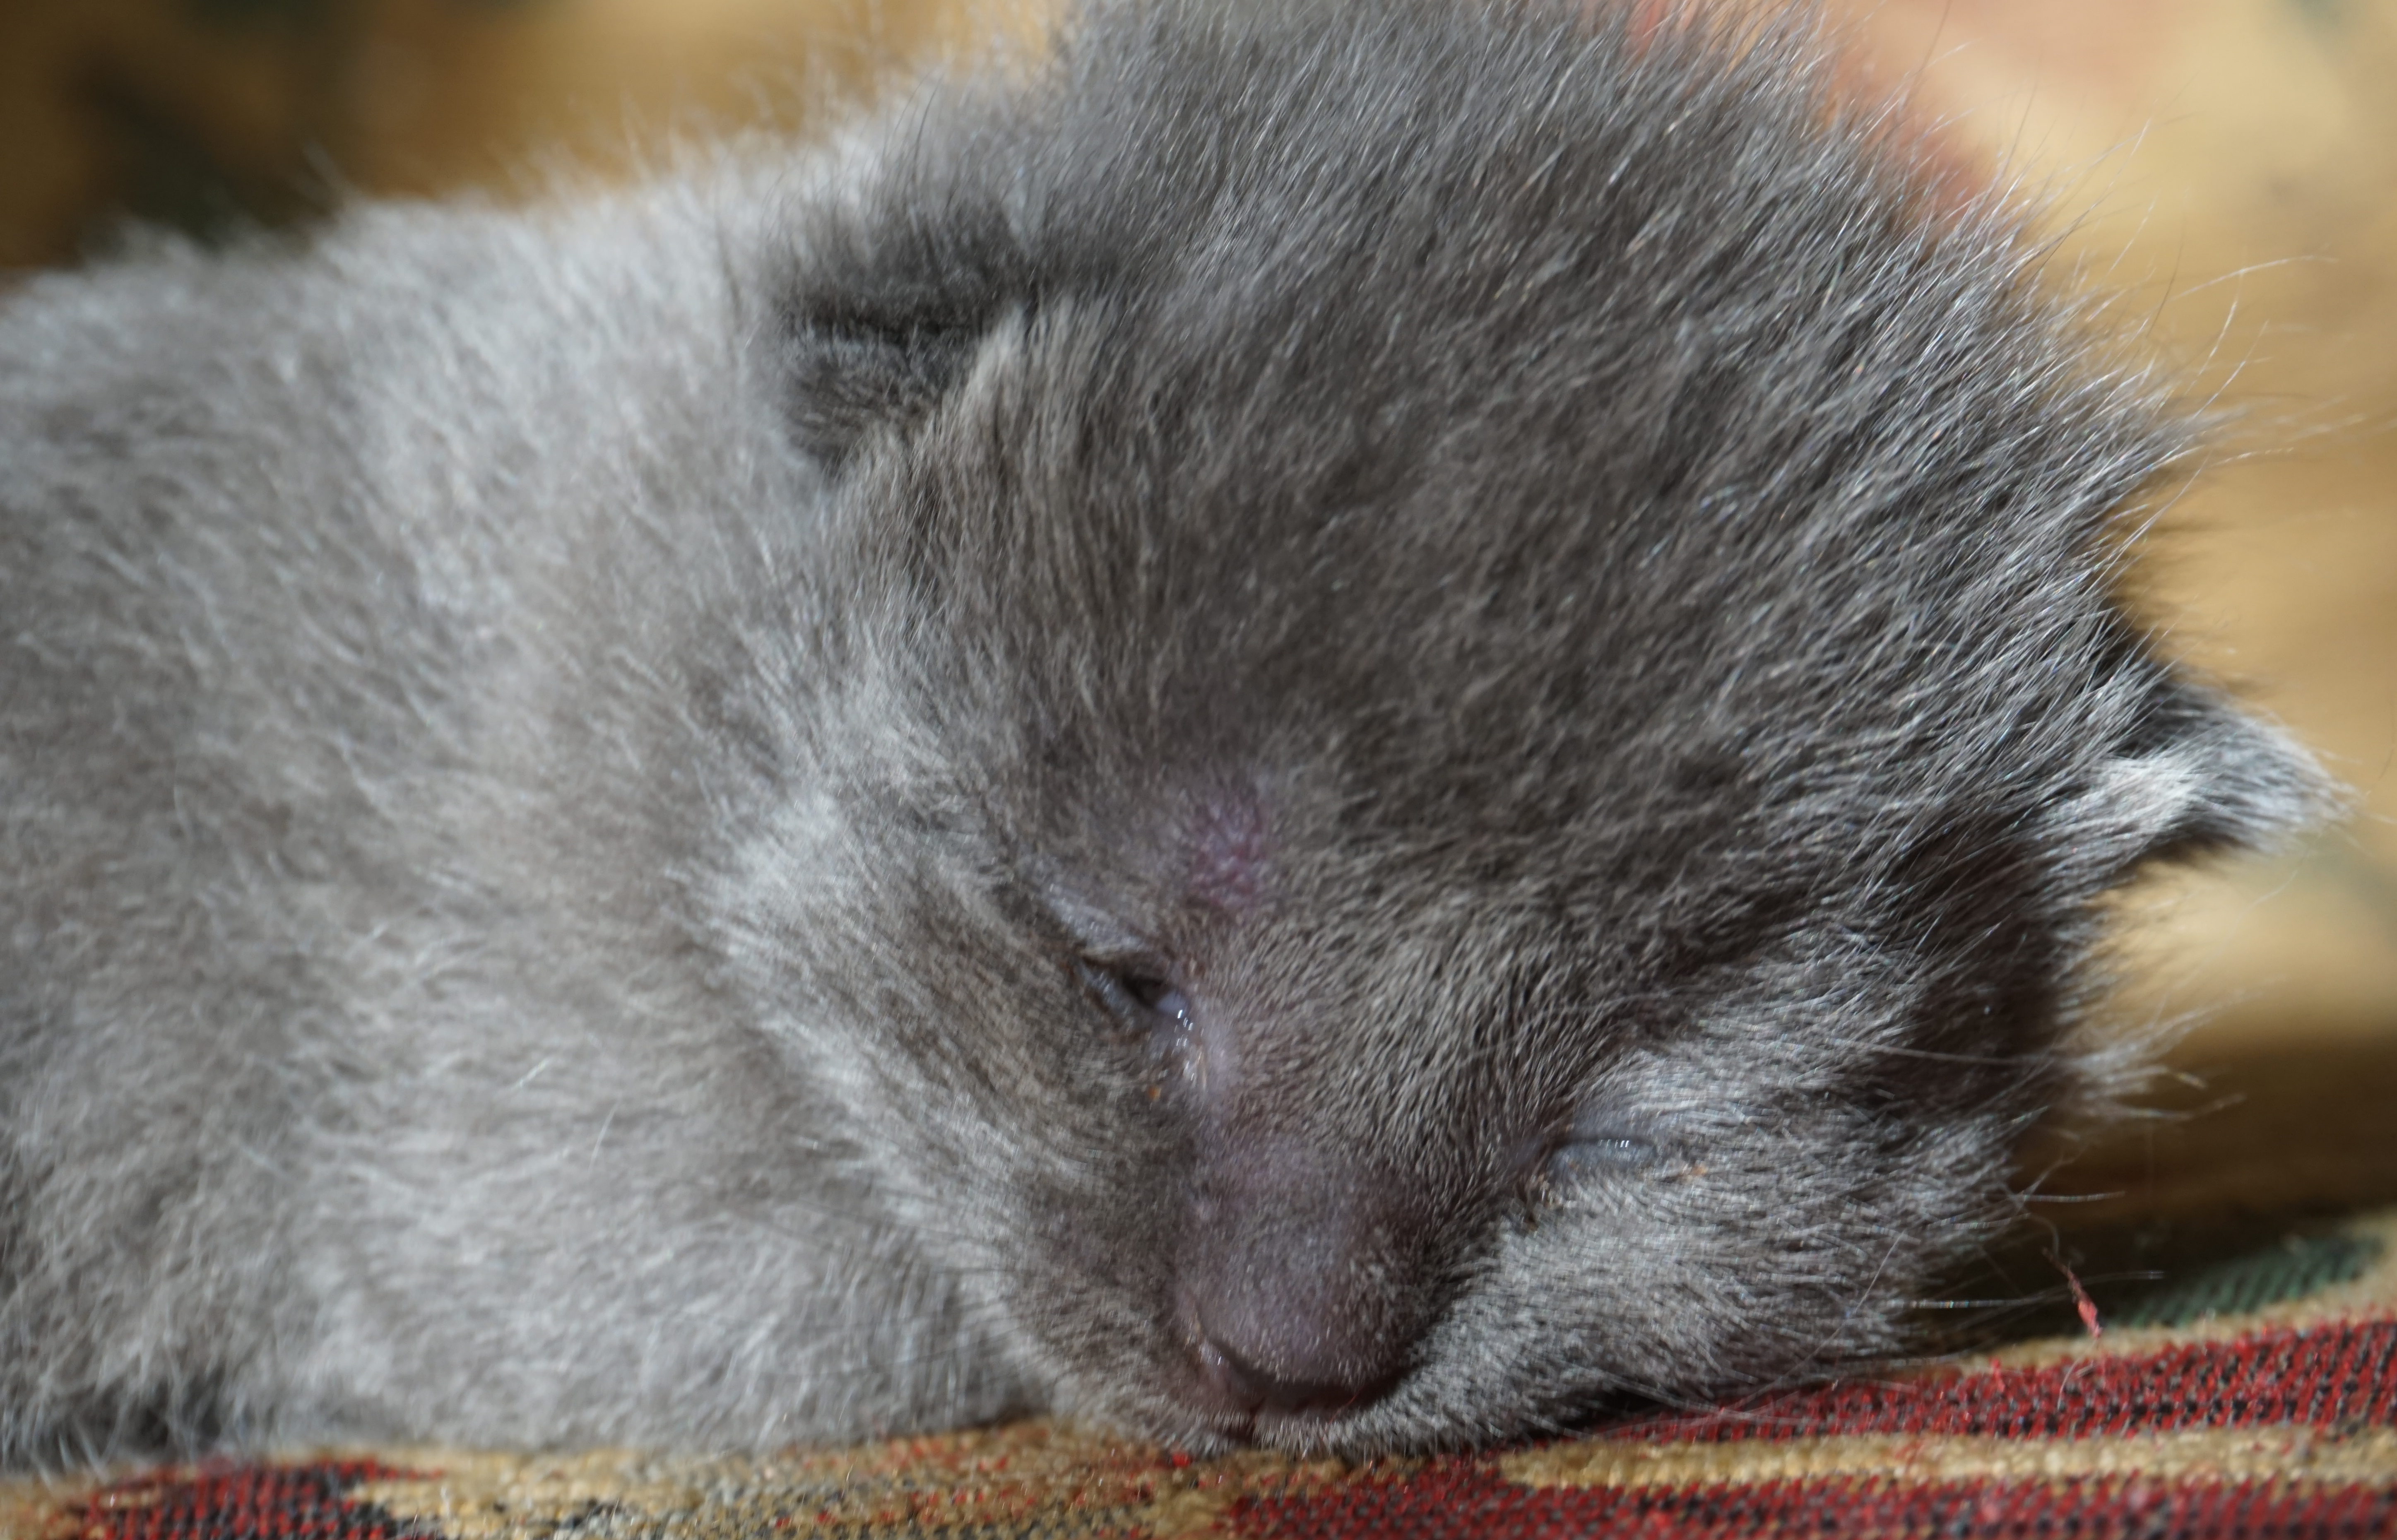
left=1543, top=1135, right=1665, bottom=1184
left=1076, top=957, right=1192, bottom=1035
left=1540, top=1104, right=1676, bottom=1189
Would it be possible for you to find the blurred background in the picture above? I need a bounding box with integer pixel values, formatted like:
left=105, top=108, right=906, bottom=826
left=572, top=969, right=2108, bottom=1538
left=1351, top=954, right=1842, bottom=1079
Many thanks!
left=1840, top=0, right=2397, bottom=1236
left=1, top=0, right=2391, bottom=1236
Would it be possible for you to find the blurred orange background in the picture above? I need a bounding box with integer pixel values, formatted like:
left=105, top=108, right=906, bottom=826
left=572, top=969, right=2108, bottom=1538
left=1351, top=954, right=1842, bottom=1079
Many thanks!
left=2, top=0, right=2390, bottom=1205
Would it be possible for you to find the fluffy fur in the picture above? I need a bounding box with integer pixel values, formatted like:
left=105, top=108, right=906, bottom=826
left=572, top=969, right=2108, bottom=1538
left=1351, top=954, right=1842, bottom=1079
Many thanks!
left=0, top=0, right=2327, bottom=1464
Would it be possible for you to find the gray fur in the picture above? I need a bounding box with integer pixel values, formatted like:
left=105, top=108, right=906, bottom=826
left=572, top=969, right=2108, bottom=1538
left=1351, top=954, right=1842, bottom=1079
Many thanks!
left=0, top=0, right=2329, bottom=1464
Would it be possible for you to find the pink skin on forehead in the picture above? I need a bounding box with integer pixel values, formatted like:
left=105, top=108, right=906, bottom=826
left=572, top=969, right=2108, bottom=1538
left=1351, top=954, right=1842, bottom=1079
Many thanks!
left=1186, top=790, right=1271, bottom=914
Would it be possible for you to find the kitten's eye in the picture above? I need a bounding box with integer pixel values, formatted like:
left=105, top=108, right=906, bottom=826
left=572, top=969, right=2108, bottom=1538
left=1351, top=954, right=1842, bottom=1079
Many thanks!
left=1541, top=1134, right=1664, bottom=1188
left=1076, top=959, right=1191, bottom=1032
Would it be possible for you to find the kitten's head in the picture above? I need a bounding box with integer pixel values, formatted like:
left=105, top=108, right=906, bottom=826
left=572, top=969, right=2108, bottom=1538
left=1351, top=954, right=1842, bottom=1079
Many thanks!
left=712, top=0, right=2326, bottom=1452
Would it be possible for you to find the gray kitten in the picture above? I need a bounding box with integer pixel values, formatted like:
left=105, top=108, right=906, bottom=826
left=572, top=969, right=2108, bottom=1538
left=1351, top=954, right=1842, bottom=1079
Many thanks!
left=0, top=0, right=2328, bottom=1465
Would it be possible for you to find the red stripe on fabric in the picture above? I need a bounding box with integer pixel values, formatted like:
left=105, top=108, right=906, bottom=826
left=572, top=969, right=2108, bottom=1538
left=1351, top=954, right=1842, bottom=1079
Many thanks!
left=1232, top=1465, right=2397, bottom=1540
left=80, top=1461, right=432, bottom=1540
left=1612, top=1317, right=2397, bottom=1442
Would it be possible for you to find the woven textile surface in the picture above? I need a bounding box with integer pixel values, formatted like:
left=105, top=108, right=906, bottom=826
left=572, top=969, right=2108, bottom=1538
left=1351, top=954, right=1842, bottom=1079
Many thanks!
left=5, top=1211, right=2392, bottom=1539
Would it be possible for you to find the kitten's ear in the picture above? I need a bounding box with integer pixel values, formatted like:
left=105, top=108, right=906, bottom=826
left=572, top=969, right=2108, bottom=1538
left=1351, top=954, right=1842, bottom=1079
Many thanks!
left=2055, top=670, right=2338, bottom=879
left=779, top=288, right=996, bottom=470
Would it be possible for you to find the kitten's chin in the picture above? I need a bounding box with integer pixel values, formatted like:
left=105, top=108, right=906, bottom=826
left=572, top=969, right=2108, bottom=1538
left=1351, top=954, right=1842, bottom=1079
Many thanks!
left=1152, top=1408, right=1367, bottom=1458
left=1147, top=1388, right=1405, bottom=1458
left=1119, top=1390, right=1355, bottom=1458
left=1247, top=1407, right=1378, bottom=1456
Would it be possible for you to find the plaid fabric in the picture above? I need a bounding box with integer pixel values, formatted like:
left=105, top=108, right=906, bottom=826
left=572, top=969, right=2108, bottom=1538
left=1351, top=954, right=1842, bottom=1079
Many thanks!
left=6, top=1211, right=2392, bottom=1539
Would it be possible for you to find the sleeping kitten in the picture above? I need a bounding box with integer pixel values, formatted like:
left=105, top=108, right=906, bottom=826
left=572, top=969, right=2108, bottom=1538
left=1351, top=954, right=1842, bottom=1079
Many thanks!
left=0, top=0, right=2327, bottom=1464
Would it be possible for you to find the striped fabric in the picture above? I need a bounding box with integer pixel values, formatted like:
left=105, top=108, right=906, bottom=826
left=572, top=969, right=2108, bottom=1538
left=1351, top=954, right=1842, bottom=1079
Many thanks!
left=6, top=1211, right=2392, bottom=1539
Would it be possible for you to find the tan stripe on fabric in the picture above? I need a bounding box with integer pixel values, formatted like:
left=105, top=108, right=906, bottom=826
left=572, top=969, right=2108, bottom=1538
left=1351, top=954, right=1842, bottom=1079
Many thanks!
left=349, top=1430, right=1359, bottom=1540
left=1503, top=1424, right=2397, bottom=1489
left=0, top=1469, right=106, bottom=1540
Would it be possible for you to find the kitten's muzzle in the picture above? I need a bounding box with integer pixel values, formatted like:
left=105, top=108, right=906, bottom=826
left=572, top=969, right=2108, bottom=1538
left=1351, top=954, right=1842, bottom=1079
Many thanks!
left=1174, top=1139, right=1434, bottom=1422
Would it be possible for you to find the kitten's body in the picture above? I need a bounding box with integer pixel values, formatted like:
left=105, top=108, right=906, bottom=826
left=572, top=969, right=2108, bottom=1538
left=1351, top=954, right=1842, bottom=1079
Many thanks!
left=0, top=0, right=2325, bottom=1465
